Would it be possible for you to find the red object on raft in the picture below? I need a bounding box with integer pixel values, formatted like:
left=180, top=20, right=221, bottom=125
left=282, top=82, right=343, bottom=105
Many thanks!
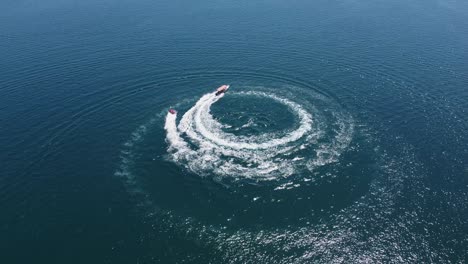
left=169, top=109, right=176, bottom=114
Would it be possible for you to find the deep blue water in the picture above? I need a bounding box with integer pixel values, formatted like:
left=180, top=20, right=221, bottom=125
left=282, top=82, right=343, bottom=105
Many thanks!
left=1, top=0, right=468, bottom=263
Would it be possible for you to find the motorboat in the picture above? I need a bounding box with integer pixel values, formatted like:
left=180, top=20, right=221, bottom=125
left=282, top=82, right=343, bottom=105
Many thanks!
left=215, top=85, right=230, bottom=96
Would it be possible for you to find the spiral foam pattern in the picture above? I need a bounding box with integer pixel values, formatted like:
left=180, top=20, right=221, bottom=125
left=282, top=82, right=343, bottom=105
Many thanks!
left=164, top=87, right=354, bottom=181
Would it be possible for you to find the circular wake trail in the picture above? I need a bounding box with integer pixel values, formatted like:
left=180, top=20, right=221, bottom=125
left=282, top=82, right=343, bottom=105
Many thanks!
left=164, top=88, right=353, bottom=181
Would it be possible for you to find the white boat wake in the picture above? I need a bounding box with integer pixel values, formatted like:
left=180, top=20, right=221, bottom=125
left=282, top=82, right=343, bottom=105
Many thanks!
left=164, top=88, right=354, bottom=182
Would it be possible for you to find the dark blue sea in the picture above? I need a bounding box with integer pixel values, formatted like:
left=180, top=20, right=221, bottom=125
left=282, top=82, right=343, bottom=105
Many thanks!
left=1, top=0, right=468, bottom=263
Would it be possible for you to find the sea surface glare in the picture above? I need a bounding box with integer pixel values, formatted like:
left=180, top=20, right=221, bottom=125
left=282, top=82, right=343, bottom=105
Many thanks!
left=1, top=0, right=467, bottom=263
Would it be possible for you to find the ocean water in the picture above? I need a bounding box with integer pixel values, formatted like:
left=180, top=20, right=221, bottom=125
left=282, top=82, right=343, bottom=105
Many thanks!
left=1, top=0, right=468, bottom=263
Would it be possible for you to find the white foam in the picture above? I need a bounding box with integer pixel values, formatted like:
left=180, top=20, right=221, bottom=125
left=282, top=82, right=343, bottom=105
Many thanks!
left=164, top=89, right=353, bottom=181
